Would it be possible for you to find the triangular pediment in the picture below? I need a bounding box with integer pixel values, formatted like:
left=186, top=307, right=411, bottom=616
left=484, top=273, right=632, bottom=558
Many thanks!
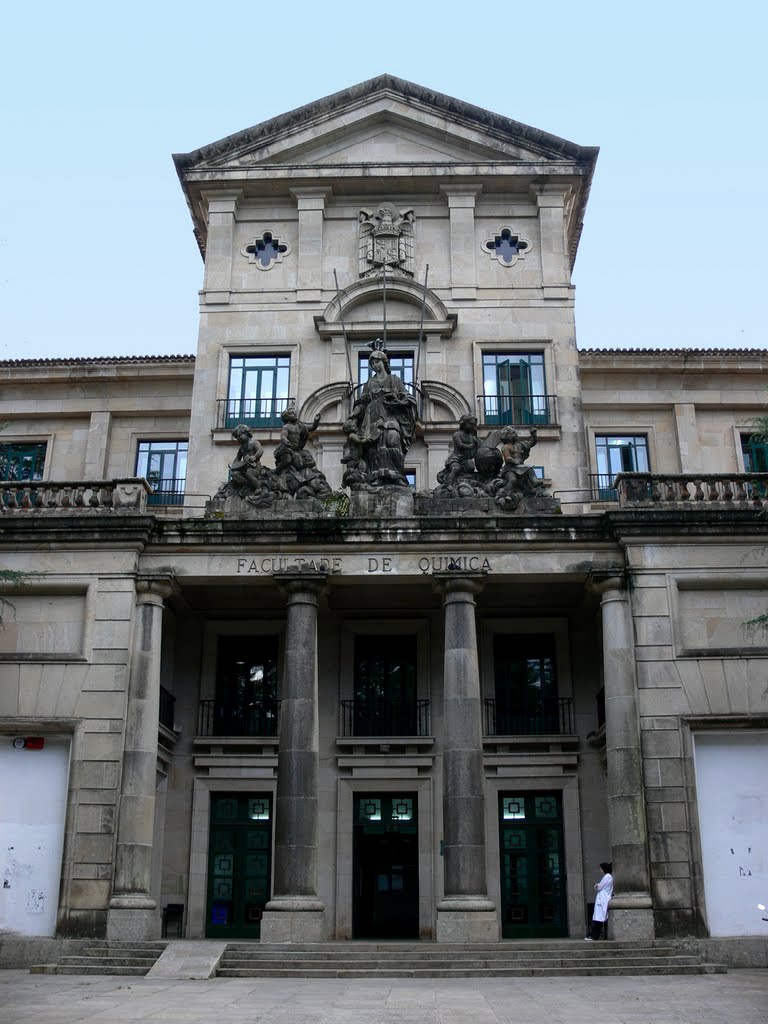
left=261, top=120, right=513, bottom=167
left=175, top=75, right=598, bottom=172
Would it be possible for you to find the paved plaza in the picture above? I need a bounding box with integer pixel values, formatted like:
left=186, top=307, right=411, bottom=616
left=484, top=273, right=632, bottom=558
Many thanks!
left=1, top=970, right=766, bottom=1024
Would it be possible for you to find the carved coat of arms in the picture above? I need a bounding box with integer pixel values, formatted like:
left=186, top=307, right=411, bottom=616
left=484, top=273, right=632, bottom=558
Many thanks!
left=358, top=204, right=414, bottom=277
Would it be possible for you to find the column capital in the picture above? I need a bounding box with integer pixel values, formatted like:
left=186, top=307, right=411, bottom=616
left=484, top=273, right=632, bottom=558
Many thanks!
left=432, top=570, right=487, bottom=600
left=440, top=184, right=483, bottom=207
left=289, top=186, right=333, bottom=210
left=274, top=570, right=328, bottom=603
left=135, top=575, right=176, bottom=605
left=201, top=188, right=244, bottom=215
left=528, top=183, right=572, bottom=207
left=591, top=574, right=628, bottom=601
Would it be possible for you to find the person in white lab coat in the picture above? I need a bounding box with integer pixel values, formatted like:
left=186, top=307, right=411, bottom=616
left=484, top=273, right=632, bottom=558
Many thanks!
left=585, top=862, right=613, bottom=940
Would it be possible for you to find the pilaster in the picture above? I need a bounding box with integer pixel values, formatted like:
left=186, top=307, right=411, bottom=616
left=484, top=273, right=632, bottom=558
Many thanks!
left=441, top=186, right=482, bottom=300
left=83, top=411, right=111, bottom=478
left=530, top=184, right=572, bottom=296
left=201, top=189, right=243, bottom=303
left=674, top=403, right=700, bottom=472
left=290, top=187, right=332, bottom=302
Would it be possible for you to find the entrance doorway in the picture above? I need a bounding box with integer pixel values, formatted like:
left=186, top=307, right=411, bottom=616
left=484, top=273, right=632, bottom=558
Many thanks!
left=498, top=792, right=567, bottom=938
left=354, top=794, right=418, bottom=938
left=206, top=793, right=272, bottom=938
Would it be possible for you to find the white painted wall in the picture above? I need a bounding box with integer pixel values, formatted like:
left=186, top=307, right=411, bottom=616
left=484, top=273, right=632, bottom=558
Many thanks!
left=0, top=735, right=71, bottom=936
left=693, top=731, right=768, bottom=936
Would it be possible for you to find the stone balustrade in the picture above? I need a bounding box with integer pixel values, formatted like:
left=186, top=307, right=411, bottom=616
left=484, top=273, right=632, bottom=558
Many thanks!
left=0, top=478, right=150, bottom=513
left=615, top=473, right=768, bottom=508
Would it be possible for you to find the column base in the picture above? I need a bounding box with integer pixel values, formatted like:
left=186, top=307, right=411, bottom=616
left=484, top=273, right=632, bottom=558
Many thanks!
left=609, top=893, right=654, bottom=941
left=260, top=910, right=326, bottom=943
left=107, top=906, right=161, bottom=941
left=436, top=897, right=498, bottom=942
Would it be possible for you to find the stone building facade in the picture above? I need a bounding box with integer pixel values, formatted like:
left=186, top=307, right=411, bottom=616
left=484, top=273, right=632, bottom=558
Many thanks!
left=1, top=77, right=766, bottom=954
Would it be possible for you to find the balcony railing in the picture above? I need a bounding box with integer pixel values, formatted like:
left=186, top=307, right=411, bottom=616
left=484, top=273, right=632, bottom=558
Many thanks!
left=159, top=686, right=176, bottom=731
left=339, top=698, right=431, bottom=738
left=484, top=697, right=574, bottom=736
left=0, top=478, right=151, bottom=513
left=477, top=394, right=557, bottom=427
left=198, top=699, right=279, bottom=737
left=615, top=472, right=768, bottom=508
left=589, top=473, right=620, bottom=502
left=217, top=397, right=295, bottom=430
left=147, top=477, right=186, bottom=506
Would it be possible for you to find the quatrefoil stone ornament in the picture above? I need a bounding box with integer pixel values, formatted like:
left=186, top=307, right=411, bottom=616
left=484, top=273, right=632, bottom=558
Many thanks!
left=481, top=227, right=532, bottom=268
left=241, top=231, right=291, bottom=270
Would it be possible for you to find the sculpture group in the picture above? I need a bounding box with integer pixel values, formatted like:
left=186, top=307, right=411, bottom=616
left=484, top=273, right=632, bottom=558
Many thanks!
left=212, top=344, right=557, bottom=514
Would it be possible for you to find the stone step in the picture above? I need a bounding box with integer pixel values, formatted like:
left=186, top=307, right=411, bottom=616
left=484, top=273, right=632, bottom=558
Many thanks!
left=55, top=956, right=161, bottom=968
left=220, top=945, right=685, bottom=962
left=217, top=963, right=725, bottom=979
left=51, top=965, right=153, bottom=977
left=220, top=954, right=705, bottom=971
left=29, top=940, right=167, bottom=976
left=77, top=947, right=166, bottom=958
left=226, top=940, right=670, bottom=952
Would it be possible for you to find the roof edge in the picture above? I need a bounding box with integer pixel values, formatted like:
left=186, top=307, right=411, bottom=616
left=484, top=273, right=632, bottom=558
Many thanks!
left=0, top=354, right=195, bottom=368
left=173, top=74, right=599, bottom=170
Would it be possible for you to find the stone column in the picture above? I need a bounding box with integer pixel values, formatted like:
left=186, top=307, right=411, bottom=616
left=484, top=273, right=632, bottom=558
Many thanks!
left=289, top=187, right=332, bottom=302
left=433, top=572, right=497, bottom=942
left=202, top=189, right=243, bottom=304
left=441, top=186, right=482, bottom=300
left=261, top=571, right=327, bottom=942
left=597, top=577, right=654, bottom=939
left=107, top=577, right=174, bottom=940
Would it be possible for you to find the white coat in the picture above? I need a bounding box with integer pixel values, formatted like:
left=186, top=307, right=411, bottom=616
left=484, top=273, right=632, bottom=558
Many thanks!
left=593, top=872, right=614, bottom=922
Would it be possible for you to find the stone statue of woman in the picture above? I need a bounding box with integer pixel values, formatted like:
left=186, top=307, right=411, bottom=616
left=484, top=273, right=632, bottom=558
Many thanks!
left=344, top=347, right=418, bottom=489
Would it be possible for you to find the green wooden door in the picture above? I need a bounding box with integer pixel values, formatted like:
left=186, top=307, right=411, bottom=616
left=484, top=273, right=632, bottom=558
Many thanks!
left=499, top=793, right=567, bottom=938
left=206, top=794, right=272, bottom=938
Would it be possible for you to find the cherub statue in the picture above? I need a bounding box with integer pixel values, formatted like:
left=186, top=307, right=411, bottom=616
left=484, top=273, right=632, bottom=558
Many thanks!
left=226, top=423, right=273, bottom=506
left=493, top=426, right=543, bottom=510
left=273, top=406, right=330, bottom=498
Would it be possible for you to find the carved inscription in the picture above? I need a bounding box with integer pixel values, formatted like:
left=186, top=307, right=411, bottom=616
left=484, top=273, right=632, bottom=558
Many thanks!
left=235, top=554, right=493, bottom=575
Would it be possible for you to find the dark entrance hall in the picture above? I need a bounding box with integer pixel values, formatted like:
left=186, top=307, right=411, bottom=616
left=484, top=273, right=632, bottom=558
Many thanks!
left=353, top=793, right=419, bottom=939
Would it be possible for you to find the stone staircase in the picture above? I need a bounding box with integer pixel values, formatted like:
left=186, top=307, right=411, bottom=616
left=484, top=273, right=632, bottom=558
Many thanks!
left=30, top=940, right=168, bottom=976
left=217, top=940, right=726, bottom=978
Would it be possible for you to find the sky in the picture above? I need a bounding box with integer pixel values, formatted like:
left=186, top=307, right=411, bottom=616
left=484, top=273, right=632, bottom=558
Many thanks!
left=1, top=1, right=766, bottom=360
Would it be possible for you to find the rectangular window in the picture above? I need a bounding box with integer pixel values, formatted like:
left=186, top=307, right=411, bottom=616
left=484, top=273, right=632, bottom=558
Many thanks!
left=404, top=469, right=416, bottom=490
left=358, top=350, right=414, bottom=385
left=491, top=634, right=571, bottom=735
left=742, top=434, right=768, bottom=473
left=482, top=353, right=548, bottom=425
left=0, top=442, right=46, bottom=482
left=226, top=356, right=290, bottom=428
left=136, top=440, right=188, bottom=505
left=594, top=434, right=649, bottom=500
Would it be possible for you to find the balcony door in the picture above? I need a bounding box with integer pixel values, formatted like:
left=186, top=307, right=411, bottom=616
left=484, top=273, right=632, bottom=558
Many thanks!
left=353, top=635, right=417, bottom=736
left=203, top=636, right=279, bottom=737
left=493, top=634, right=561, bottom=735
